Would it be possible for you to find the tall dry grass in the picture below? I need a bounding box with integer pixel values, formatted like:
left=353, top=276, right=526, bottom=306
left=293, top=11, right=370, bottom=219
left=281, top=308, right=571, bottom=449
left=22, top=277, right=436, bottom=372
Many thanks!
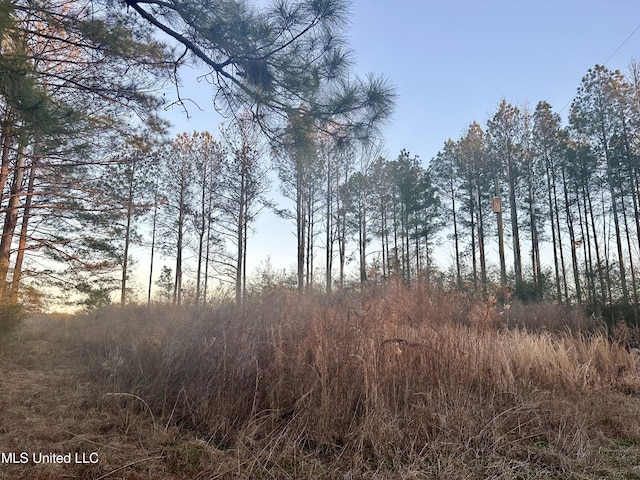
left=58, top=285, right=640, bottom=477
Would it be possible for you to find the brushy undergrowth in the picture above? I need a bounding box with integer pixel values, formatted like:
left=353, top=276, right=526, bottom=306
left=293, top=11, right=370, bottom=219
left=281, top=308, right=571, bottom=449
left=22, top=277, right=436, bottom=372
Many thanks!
left=0, top=301, right=24, bottom=339
left=38, top=285, right=640, bottom=478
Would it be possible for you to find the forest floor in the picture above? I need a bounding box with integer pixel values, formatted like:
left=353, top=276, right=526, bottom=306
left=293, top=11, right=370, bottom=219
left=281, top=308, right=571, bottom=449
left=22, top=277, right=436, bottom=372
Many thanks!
left=2, top=297, right=640, bottom=479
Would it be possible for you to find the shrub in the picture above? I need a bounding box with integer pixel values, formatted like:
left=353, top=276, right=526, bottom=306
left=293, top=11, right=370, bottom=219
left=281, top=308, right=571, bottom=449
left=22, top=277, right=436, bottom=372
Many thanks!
left=0, top=302, right=23, bottom=338
left=500, top=300, right=597, bottom=332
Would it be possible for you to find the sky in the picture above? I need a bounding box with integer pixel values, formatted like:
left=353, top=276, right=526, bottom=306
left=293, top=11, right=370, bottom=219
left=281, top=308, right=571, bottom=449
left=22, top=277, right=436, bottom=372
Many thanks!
left=346, top=0, right=640, bottom=161
left=153, top=0, right=640, bottom=289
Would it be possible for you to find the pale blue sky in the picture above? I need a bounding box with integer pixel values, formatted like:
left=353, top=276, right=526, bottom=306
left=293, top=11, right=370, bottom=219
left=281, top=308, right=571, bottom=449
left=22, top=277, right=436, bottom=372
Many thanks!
left=348, top=0, right=640, bottom=161
left=170, top=1, right=640, bottom=167
left=157, top=0, right=640, bottom=287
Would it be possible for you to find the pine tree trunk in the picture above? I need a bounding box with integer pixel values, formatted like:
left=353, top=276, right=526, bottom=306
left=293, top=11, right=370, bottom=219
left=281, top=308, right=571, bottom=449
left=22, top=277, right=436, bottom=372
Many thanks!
left=620, top=192, right=638, bottom=308
left=196, top=164, right=207, bottom=305
left=243, top=208, right=248, bottom=300
left=545, top=158, right=563, bottom=302
left=174, top=174, right=186, bottom=306
left=494, top=178, right=508, bottom=288
left=553, top=169, right=569, bottom=302
left=468, top=183, right=477, bottom=292
left=477, top=188, right=488, bottom=296
left=359, top=195, right=367, bottom=284
left=11, top=158, right=36, bottom=299
left=600, top=190, right=614, bottom=310
left=528, top=180, right=542, bottom=295
left=0, top=144, right=25, bottom=297
left=575, top=188, right=595, bottom=305
left=120, top=159, right=137, bottom=307
left=506, top=156, right=523, bottom=289
left=147, top=190, right=159, bottom=307
left=296, top=156, right=306, bottom=293
left=607, top=169, right=629, bottom=303
left=392, top=193, right=399, bottom=279
left=305, top=185, right=313, bottom=289
left=0, top=117, right=14, bottom=203
left=632, top=167, right=640, bottom=275
left=203, top=176, right=214, bottom=305
left=403, top=206, right=410, bottom=284
left=580, top=185, right=598, bottom=306
left=452, top=187, right=462, bottom=290
left=586, top=185, right=607, bottom=306
left=380, top=199, right=387, bottom=279
left=325, top=165, right=333, bottom=292
left=562, top=167, right=582, bottom=304
left=236, top=169, right=246, bottom=304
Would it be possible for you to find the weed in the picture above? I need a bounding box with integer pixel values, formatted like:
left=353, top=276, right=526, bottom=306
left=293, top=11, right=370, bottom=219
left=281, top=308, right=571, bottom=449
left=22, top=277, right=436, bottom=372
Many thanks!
left=7, top=287, right=640, bottom=478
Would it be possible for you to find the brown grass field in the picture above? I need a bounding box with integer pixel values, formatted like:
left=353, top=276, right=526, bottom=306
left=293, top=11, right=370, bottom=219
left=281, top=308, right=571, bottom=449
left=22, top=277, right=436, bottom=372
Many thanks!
left=2, top=284, right=640, bottom=479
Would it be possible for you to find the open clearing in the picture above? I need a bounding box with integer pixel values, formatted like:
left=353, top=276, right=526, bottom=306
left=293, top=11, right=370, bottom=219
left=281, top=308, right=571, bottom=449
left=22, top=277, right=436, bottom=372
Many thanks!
left=3, top=290, right=640, bottom=479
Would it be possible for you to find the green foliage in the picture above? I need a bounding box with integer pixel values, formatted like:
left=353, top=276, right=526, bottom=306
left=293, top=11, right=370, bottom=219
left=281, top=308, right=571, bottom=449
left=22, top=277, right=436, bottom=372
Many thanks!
left=0, top=301, right=23, bottom=337
left=155, top=266, right=173, bottom=302
left=122, top=0, right=395, bottom=141
left=512, top=271, right=547, bottom=303
left=0, top=0, right=173, bottom=309
left=0, top=53, right=74, bottom=140
left=75, top=281, right=116, bottom=311
left=600, top=302, right=640, bottom=331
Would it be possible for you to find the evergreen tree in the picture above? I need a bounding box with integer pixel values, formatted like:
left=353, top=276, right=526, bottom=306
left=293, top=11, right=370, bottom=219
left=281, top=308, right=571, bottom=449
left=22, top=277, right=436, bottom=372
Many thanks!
left=121, top=0, right=396, bottom=141
left=570, top=65, right=636, bottom=306
left=487, top=100, right=525, bottom=291
left=429, top=140, right=463, bottom=289
left=219, top=112, right=270, bottom=304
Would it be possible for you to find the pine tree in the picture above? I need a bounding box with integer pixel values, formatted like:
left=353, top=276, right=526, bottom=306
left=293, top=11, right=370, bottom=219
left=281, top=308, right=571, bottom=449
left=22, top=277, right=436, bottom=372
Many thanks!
left=487, top=100, right=525, bottom=292
left=219, top=113, right=270, bottom=304
left=121, top=0, right=396, bottom=142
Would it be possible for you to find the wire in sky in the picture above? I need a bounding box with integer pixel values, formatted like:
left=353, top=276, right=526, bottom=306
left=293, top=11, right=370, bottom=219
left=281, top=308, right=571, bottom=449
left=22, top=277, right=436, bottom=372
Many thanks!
left=558, top=22, right=640, bottom=114
left=603, top=23, right=640, bottom=67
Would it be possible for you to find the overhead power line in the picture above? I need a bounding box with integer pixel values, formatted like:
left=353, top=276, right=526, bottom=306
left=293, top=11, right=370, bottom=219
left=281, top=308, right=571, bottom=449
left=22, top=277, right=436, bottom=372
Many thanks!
left=603, top=23, right=640, bottom=67
left=559, top=22, right=640, bottom=114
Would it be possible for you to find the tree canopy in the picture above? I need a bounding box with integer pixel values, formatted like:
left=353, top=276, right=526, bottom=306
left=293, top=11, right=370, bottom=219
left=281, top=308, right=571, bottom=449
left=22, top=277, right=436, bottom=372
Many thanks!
left=120, top=0, right=396, bottom=141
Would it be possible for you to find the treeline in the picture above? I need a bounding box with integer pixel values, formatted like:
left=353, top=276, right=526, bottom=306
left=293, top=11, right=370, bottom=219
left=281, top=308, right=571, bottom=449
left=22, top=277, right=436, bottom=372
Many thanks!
left=334, top=64, right=640, bottom=322
left=309, top=63, right=640, bottom=322
left=109, top=61, right=640, bottom=322
left=146, top=119, right=270, bottom=308
left=0, top=0, right=394, bottom=309
left=263, top=62, right=640, bottom=324
left=2, top=2, right=640, bottom=322
left=429, top=63, right=640, bottom=321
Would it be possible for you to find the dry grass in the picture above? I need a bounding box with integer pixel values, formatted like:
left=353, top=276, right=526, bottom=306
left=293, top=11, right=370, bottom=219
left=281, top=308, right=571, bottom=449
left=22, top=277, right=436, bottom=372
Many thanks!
left=3, top=285, right=640, bottom=478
